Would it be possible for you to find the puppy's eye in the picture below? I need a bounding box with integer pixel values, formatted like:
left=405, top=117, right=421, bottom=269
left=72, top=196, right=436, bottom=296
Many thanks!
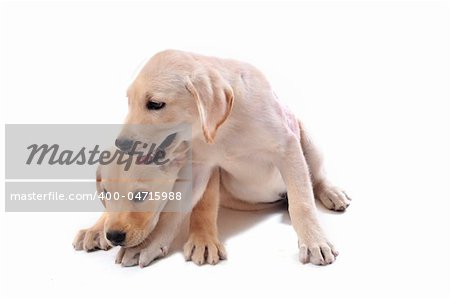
left=146, top=100, right=166, bottom=110
left=133, top=191, right=147, bottom=202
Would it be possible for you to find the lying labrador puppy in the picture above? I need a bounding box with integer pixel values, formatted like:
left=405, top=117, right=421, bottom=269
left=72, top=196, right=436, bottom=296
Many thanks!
left=73, top=146, right=192, bottom=267
left=114, top=50, right=351, bottom=266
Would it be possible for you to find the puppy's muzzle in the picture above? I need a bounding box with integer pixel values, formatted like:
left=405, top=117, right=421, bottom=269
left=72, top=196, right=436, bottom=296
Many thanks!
left=115, top=138, right=134, bottom=153
left=106, top=230, right=126, bottom=246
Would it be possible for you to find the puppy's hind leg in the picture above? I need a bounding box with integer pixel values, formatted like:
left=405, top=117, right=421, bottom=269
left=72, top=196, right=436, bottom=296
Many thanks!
left=298, top=120, right=352, bottom=211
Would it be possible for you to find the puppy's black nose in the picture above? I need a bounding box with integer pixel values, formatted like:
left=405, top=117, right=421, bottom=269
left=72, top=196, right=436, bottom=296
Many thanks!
left=106, top=231, right=126, bottom=245
left=115, top=138, right=134, bottom=152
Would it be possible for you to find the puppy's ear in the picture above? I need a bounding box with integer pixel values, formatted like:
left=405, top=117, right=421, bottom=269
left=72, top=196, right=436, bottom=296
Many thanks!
left=185, top=70, right=234, bottom=144
left=96, top=166, right=106, bottom=208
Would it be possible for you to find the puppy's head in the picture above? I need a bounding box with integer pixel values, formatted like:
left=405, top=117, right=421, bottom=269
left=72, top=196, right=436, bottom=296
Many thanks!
left=96, top=148, right=188, bottom=248
left=116, top=50, right=234, bottom=151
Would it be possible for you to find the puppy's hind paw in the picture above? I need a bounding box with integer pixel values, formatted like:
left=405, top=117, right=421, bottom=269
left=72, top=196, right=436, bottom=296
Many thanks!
left=315, top=183, right=352, bottom=212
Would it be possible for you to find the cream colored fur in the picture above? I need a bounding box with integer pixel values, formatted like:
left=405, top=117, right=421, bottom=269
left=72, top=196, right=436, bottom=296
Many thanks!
left=74, top=50, right=351, bottom=266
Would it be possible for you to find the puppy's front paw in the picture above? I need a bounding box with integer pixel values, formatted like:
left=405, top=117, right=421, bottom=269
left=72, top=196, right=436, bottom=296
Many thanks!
left=183, top=234, right=227, bottom=265
left=299, top=239, right=339, bottom=265
left=315, top=183, right=352, bottom=211
left=115, top=244, right=169, bottom=268
left=73, top=228, right=110, bottom=252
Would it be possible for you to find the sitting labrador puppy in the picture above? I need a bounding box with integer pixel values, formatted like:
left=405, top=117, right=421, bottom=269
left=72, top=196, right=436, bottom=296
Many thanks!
left=114, top=50, right=351, bottom=266
left=73, top=145, right=193, bottom=267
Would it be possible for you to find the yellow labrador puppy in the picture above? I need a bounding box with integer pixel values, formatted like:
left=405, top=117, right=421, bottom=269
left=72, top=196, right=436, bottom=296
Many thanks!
left=73, top=146, right=193, bottom=267
left=114, top=50, right=350, bottom=266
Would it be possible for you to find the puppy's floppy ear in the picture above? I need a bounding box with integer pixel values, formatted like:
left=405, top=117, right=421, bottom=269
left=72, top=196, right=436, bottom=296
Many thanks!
left=96, top=166, right=106, bottom=208
left=185, top=70, right=234, bottom=144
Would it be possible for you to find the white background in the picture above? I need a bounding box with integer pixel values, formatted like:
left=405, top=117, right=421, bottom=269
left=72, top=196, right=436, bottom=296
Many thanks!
left=1, top=1, right=450, bottom=298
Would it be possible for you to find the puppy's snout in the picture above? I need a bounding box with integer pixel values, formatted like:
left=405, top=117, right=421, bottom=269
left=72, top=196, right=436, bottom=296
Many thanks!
left=106, top=230, right=126, bottom=245
left=115, top=138, right=134, bottom=152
